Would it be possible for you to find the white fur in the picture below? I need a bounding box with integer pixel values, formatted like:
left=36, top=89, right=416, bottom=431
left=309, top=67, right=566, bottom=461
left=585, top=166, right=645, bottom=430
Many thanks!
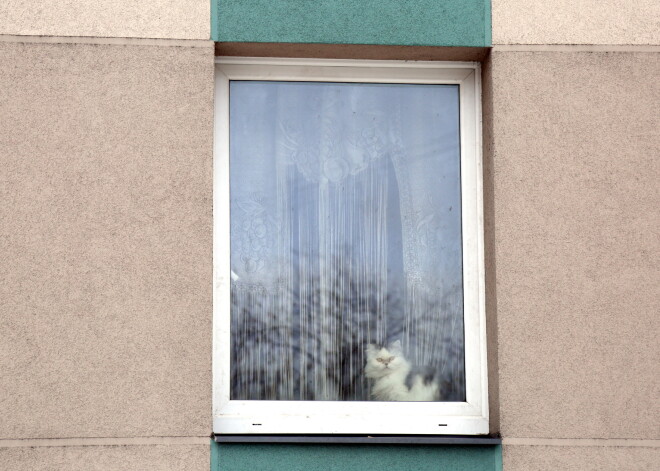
left=364, top=341, right=439, bottom=401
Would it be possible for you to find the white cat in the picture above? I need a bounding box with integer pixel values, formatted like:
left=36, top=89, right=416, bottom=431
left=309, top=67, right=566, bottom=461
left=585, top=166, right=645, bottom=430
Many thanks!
left=365, top=340, right=439, bottom=402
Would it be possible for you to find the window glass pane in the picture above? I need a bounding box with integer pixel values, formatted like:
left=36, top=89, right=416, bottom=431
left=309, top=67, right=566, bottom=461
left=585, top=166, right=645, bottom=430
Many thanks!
left=230, top=81, right=464, bottom=402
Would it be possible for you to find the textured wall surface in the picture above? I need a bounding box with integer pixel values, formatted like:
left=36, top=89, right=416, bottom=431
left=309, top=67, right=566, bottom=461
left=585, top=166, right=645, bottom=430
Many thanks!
left=503, top=445, right=659, bottom=471
left=486, top=50, right=660, bottom=440
left=212, top=443, right=503, bottom=471
left=492, top=0, right=660, bottom=45
left=213, top=0, right=491, bottom=46
left=0, top=444, right=209, bottom=471
left=2, top=0, right=658, bottom=469
left=0, top=1, right=209, bottom=39
left=0, top=41, right=214, bottom=438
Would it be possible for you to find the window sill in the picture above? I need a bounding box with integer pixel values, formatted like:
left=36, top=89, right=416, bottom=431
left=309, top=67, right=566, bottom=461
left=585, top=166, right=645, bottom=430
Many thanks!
left=213, top=434, right=501, bottom=445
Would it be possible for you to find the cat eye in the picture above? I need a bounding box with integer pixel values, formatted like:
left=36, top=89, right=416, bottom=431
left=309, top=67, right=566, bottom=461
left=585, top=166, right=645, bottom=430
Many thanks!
left=214, top=57, right=488, bottom=436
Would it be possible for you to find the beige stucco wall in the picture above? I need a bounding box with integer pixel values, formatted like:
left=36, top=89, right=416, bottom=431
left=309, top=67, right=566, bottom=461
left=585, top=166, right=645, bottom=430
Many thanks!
left=0, top=444, right=209, bottom=471
left=2, top=1, right=658, bottom=469
left=486, top=48, right=659, bottom=463
left=492, top=0, right=660, bottom=45
left=0, top=1, right=209, bottom=39
left=0, top=41, right=214, bottom=441
left=503, top=444, right=660, bottom=471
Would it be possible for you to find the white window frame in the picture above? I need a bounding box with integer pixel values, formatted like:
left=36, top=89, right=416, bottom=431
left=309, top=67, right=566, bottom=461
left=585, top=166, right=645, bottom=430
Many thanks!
left=213, top=57, right=487, bottom=435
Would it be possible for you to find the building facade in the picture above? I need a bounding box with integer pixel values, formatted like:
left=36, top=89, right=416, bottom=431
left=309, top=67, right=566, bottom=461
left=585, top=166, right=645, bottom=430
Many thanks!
left=1, top=1, right=658, bottom=469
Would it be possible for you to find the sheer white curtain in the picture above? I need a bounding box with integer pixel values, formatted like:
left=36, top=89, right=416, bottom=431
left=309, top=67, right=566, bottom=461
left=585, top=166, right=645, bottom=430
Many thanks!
left=230, top=81, right=465, bottom=401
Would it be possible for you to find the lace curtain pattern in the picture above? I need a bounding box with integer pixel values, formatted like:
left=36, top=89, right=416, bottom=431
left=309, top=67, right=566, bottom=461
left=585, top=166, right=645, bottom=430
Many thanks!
left=230, top=81, right=465, bottom=401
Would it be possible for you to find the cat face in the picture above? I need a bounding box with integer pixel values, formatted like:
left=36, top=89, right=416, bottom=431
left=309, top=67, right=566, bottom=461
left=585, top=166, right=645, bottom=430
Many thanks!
left=364, top=340, right=409, bottom=378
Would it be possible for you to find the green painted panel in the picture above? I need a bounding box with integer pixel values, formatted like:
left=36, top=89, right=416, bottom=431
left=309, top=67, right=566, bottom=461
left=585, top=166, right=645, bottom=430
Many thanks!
left=211, top=0, right=218, bottom=41
left=213, top=0, right=491, bottom=47
left=211, top=442, right=502, bottom=471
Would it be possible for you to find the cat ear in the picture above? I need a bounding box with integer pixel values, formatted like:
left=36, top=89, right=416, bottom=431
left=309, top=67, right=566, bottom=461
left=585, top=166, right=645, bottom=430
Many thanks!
left=390, top=340, right=402, bottom=352
left=366, top=344, right=378, bottom=357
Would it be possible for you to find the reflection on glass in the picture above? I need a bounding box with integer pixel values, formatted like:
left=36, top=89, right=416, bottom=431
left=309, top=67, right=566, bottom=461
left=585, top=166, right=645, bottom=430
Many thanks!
left=230, top=81, right=464, bottom=401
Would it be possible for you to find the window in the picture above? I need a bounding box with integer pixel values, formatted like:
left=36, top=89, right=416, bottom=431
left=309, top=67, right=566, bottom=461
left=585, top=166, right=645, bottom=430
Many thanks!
left=213, top=58, right=487, bottom=435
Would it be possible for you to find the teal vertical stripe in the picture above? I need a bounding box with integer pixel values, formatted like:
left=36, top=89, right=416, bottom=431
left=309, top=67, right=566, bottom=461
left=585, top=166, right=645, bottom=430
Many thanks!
left=210, top=0, right=218, bottom=40
left=484, top=0, right=492, bottom=46
left=212, top=0, right=492, bottom=47
left=494, top=444, right=503, bottom=471
left=210, top=439, right=219, bottom=470
left=211, top=442, right=503, bottom=471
